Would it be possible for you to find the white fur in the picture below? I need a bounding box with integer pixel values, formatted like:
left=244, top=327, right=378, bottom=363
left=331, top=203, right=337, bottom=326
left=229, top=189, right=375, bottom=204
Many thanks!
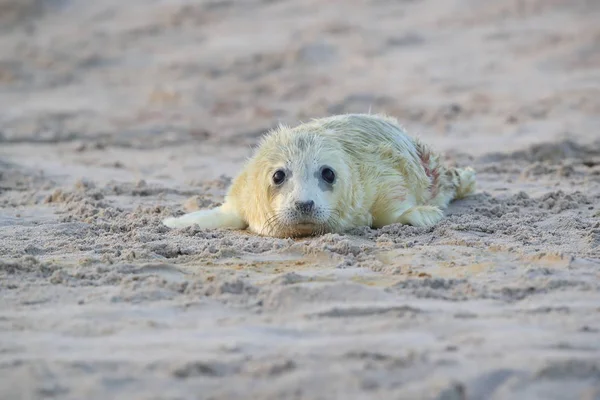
left=163, top=114, right=476, bottom=237
left=163, top=205, right=246, bottom=230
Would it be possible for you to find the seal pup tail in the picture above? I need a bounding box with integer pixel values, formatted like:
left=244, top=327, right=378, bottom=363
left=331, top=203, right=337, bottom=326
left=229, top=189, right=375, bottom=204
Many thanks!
left=162, top=204, right=247, bottom=230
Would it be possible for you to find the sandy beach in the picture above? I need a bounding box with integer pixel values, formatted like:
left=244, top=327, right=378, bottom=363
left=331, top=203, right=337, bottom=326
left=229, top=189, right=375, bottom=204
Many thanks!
left=1, top=0, right=600, bottom=399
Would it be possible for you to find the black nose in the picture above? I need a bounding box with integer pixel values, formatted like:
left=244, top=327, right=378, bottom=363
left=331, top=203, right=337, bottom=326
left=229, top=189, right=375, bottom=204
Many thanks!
left=295, top=200, right=315, bottom=214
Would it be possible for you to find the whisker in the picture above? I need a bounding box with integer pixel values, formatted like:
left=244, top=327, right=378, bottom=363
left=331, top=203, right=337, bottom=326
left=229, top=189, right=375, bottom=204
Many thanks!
left=261, top=207, right=347, bottom=237
left=262, top=212, right=281, bottom=236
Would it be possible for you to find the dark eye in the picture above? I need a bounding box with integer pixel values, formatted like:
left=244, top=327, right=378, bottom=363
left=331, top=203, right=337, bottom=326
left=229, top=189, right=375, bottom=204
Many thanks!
left=321, top=167, right=335, bottom=184
left=273, top=169, right=286, bottom=185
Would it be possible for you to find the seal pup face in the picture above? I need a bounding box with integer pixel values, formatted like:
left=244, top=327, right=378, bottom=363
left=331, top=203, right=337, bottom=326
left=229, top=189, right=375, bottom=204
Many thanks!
left=254, top=129, right=352, bottom=237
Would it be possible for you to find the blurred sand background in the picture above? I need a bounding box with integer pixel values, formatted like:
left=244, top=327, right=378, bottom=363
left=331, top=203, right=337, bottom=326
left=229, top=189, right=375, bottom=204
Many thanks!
left=1, top=0, right=600, bottom=399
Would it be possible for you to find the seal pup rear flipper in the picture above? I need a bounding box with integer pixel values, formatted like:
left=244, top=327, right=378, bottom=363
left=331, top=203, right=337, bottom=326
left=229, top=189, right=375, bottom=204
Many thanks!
left=162, top=204, right=247, bottom=230
left=452, top=167, right=476, bottom=200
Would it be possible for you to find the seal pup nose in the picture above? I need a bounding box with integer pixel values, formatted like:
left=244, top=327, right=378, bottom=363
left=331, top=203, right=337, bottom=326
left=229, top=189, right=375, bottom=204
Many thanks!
left=294, top=200, right=315, bottom=214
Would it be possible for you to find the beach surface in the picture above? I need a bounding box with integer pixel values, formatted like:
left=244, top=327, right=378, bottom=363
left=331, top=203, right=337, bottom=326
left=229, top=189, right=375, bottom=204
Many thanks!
left=1, top=0, right=600, bottom=399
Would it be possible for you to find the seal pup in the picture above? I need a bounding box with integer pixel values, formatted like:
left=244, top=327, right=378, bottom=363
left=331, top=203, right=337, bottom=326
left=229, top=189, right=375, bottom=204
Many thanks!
left=163, top=113, right=476, bottom=238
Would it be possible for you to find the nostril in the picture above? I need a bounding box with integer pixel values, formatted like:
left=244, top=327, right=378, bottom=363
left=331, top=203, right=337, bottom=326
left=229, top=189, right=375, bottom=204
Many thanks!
left=295, top=200, right=315, bottom=213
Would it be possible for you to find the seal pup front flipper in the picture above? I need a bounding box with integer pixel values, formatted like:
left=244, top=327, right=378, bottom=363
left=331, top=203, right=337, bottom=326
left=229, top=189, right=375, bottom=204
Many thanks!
left=394, top=205, right=444, bottom=227
left=162, top=204, right=247, bottom=230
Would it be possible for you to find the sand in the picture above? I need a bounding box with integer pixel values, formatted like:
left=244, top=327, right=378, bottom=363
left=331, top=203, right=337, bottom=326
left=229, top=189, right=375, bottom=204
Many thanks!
left=1, top=0, right=600, bottom=399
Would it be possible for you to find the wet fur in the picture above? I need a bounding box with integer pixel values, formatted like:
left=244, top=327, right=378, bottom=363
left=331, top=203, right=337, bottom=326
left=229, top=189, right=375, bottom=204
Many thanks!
left=163, top=113, right=476, bottom=237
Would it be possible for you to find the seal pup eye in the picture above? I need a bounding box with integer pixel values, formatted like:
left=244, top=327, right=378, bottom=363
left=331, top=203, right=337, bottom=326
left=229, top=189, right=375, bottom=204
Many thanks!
left=273, top=169, right=286, bottom=185
left=321, top=167, right=335, bottom=184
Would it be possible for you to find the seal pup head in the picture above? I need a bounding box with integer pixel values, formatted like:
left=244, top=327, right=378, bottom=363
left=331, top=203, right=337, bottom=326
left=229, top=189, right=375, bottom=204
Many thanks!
left=247, top=125, right=353, bottom=238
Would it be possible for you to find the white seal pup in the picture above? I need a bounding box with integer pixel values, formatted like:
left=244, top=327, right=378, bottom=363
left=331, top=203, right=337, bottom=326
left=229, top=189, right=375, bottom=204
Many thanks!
left=163, top=113, right=476, bottom=238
